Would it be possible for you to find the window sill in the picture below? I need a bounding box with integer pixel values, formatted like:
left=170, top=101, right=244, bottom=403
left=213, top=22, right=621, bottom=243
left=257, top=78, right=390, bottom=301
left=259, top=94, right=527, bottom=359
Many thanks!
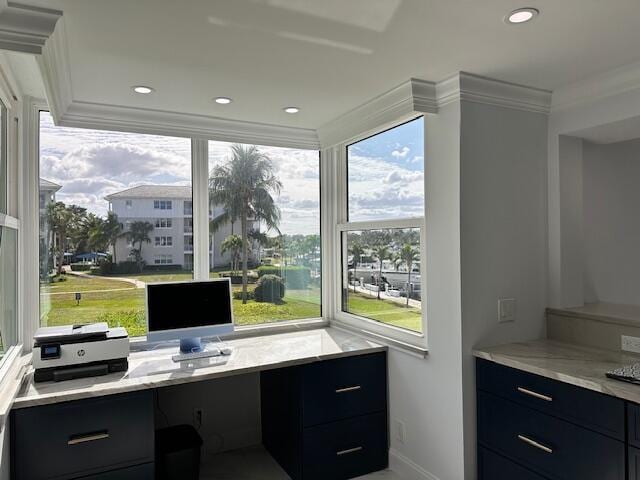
left=329, top=319, right=428, bottom=359
left=130, top=317, right=328, bottom=351
left=0, top=345, right=28, bottom=427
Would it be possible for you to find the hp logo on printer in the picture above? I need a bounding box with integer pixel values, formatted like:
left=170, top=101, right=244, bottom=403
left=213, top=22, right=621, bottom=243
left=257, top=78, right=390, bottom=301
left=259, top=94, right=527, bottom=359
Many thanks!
left=77, top=349, right=86, bottom=357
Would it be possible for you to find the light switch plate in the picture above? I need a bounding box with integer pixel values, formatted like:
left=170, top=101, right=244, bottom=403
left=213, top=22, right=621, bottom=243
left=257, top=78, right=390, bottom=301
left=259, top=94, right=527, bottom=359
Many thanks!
left=621, top=335, right=640, bottom=354
left=498, top=298, right=516, bottom=323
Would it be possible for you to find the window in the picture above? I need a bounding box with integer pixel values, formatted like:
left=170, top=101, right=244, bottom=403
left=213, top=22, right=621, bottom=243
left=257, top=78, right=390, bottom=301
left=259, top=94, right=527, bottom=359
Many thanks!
left=208, top=141, right=321, bottom=326
left=339, top=117, right=424, bottom=336
left=184, top=235, right=193, bottom=252
left=39, top=111, right=193, bottom=337
left=0, top=223, right=17, bottom=360
left=154, top=254, right=173, bottom=265
left=347, top=117, right=424, bottom=222
left=125, top=200, right=132, bottom=209
left=155, top=218, right=172, bottom=228
left=184, top=217, right=193, bottom=233
left=0, top=101, right=7, bottom=214
left=154, top=200, right=172, bottom=210
left=184, top=201, right=192, bottom=216
left=154, top=236, right=173, bottom=247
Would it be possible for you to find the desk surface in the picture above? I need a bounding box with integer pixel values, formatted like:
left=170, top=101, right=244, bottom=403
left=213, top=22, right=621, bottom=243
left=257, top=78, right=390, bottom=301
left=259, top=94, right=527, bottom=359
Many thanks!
left=14, top=327, right=385, bottom=409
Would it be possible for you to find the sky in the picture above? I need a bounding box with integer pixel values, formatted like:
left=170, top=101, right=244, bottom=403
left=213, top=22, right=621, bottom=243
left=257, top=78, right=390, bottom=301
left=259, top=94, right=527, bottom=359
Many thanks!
left=39, top=112, right=423, bottom=235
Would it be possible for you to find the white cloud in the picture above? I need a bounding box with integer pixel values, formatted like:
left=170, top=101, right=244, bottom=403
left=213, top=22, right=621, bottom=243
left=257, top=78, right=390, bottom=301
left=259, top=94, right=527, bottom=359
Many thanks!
left=391, top=146, right=410, bottom=158
left=383, top=170, right=424, bottom=185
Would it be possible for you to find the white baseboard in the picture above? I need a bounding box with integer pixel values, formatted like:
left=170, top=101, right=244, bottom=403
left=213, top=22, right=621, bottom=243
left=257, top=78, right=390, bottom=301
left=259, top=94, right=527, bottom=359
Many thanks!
left=389, top=448, right=440, bottom=480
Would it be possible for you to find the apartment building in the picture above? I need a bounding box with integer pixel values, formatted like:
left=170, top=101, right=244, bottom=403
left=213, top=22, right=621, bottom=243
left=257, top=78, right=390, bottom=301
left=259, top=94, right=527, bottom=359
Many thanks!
left=106, top=185, right=257, bottom=269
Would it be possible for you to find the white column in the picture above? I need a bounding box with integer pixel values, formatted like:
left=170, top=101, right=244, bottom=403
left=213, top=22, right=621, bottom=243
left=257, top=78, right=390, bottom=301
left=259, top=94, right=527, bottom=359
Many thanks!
left=191, top=138, right=209, bottom=280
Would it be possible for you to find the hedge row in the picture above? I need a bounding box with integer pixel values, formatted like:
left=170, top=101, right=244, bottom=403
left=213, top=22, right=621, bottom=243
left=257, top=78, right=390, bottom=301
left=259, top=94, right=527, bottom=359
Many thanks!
left=256, top=265, right=310, bottom=289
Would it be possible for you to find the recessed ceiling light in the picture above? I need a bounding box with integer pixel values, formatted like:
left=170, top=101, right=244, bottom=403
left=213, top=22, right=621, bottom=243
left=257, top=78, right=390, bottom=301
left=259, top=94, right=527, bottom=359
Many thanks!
left=284, top=107, right=300, bottom=114
left=506, top=7, right=539, bottom=24
left=132, top=85, right=154, bottom=94
left=214, top=97, right=232, bottom=104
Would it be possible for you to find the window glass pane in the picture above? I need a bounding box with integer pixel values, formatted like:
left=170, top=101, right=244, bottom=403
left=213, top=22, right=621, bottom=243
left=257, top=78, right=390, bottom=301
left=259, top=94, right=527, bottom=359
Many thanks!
left=342, top=228, right=422, bottom=333
left=39, top=111, right=192, bottom=337
left=208, top=141, right=321, bottom=326
left=347, top=117, right=424, bottom=222
left=0, top=102, right=7, bottom=214
left=0, top=226, right=17, bottom=358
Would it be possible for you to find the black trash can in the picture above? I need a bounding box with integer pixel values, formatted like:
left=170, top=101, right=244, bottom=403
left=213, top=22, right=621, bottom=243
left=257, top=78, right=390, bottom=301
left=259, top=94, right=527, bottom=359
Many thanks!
left=156, top=424, right=203, bottom=480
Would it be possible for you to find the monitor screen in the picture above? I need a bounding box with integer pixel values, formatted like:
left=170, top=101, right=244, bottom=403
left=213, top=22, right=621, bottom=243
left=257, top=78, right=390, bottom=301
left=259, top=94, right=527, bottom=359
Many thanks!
left=147, top=280, right=233, bottom=332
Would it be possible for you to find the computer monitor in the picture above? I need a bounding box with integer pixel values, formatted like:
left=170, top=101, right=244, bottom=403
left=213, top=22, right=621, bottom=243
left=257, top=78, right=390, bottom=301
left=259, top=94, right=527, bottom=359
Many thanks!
left=146, top=278, right=234, bottom=353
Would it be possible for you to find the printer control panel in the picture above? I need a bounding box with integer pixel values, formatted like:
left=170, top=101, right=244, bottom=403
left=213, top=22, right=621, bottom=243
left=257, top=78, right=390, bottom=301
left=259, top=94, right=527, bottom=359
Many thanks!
left=40, top=344, right=61, bottom=360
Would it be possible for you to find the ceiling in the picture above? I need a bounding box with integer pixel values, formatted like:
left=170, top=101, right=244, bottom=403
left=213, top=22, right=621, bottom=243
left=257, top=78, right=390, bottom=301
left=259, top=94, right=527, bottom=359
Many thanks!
left=17, top=0, right=640, bottom=129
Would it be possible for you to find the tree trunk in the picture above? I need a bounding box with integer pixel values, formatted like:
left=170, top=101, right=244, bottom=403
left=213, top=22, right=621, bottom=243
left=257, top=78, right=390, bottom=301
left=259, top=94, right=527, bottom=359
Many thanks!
left=241, top=214, right=249, bottom=304
left=112, top=239, right=117, bottom=265
left=406, top=266, right=411, bottom=308
left=377, top=262, right=383, bottom=300
left=57, top=235, right=65, bottom=276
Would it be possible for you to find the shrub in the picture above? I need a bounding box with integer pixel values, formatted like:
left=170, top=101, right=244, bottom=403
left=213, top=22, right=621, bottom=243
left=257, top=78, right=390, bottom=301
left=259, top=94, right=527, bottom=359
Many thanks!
left=111, top=261, right=140, bottom=274
left=98, top=259, right=113, bottom=275
left=233, top=289, right=255, bottom=301
left=69, top=263, right=92, bottom=272
left=143, top=264, right=183, bottom=272
left=257, top=266, right=310, bottom=289
left=254, top=274, right=285, bottom=303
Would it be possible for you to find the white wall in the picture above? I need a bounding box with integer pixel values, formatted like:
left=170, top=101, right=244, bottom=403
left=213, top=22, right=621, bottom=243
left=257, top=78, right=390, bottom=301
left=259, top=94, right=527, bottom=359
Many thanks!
left=583, top=138, right=640, bottom=305
left=388, top=100, right=465, bottom=480
left=459, top=101, right=548, bottom=479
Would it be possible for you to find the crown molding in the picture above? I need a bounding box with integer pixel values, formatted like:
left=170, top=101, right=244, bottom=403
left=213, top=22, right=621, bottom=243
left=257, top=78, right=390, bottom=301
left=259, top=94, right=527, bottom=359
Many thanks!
left=37, top=16, right=72, bottom=123
left=59, top=100, right=320, bottom=150
left=437, top=72, right=551, bottom=114
left=316, top=78, right=437, bottom=147
left=551, top=60, right=640, bottom=113
left=0, top=1, right=61, bottom=54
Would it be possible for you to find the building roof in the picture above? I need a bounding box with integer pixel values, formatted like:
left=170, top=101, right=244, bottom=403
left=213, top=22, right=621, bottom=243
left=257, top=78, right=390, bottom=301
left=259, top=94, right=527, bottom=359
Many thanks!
left=40, top=178, right=62, bottom=192
left=105, top=184, right=192, bottom=201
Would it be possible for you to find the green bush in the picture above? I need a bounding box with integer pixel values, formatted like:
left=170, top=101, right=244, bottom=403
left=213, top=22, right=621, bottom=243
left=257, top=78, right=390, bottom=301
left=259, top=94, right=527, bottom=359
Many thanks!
left=96, top=310, right=146, bottom=338
left=257, top=266, right=310, bottom=289
left=254, top=274, right=285, bottom=303
left=232, top=290, right=255, bottom=301
left=111, top=261, right=140, bottom=274
left=69, top=263, right=92, bottom=272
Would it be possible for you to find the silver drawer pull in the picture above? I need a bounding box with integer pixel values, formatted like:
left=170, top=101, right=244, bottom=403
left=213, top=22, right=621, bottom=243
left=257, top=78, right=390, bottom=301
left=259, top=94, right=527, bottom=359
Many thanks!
left=517, top=387, right=553, bottom=402
left=336, top=446, right=363, bottom=456
left=335, top=385, right=361, bottom=393
left=517, top=434, right=553, bottom=454
left=68, top=431, right=109, bottom=445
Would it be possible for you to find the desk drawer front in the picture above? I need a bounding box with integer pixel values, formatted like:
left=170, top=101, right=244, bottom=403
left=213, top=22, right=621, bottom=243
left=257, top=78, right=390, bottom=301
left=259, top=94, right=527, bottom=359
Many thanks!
left=76, top=463, right=154, bottom=480
left=302, top=352, right=386, bottom=427
left=476, top=358, right=624, bottom=440
left=479, top=447, right=547, bottom=480
left=302, top=412, right=387, bottom=480
left=478, top=391, right=624, bottom=480
left=12, top=391, right=154, bottom=480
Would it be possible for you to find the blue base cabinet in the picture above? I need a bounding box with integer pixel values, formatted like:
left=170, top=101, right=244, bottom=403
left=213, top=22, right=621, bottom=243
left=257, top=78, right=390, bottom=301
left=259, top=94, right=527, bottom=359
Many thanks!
left=477, top=358, right=627, bottom=480
left=261, top=352, right=388, bottom=480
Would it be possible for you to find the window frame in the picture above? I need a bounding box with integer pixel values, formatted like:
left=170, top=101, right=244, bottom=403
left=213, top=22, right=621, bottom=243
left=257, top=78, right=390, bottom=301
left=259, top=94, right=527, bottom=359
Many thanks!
left=327, top=115, right=428, bottom=352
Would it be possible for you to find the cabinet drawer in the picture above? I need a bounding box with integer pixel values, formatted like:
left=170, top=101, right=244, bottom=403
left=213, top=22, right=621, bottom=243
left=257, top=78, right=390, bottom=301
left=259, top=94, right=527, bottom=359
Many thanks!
left=630, top=447, right=640, bottom=480
left=302, top=412, right=387, bottom=480
left=75, top=463, right=154, bottom=480
left=479, top=447, right=548, bottom=480
left=476, top=358, right=624, bottom=440
left=477, top=391, right=624, bottom=480
left=302, top=352, right=386, bottom=427
left=12, top=391, right=154, bottom=480
left=629, top=403, right=640, bottom=448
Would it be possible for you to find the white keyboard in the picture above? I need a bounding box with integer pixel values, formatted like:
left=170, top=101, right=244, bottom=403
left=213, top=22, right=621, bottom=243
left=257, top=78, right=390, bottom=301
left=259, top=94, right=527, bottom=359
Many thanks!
left=172, top=346, right=231, bottom=363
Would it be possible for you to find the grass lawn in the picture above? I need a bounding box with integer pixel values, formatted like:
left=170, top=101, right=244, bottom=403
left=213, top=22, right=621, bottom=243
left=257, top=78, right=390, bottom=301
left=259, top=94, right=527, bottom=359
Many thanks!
left=345, top=291, right=422, bottom=333
left=40, top=273, right=321, bottom=336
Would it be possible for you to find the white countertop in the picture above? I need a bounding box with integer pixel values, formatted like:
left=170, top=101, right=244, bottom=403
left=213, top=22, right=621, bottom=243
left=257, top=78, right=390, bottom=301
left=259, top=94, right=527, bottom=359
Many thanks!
left=474, top=339, right=640, bottom=404
left=14, top=327, right=386, bottom=409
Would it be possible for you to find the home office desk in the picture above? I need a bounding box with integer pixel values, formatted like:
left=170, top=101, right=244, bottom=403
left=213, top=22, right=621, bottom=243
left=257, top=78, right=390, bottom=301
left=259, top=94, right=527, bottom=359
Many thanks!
left=11, top=327, right=389, bottom=480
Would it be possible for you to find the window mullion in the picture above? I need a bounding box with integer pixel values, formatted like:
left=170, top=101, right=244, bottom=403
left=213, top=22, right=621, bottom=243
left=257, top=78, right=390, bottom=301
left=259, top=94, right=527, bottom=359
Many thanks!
left=191, top=138, right=209, bottom=280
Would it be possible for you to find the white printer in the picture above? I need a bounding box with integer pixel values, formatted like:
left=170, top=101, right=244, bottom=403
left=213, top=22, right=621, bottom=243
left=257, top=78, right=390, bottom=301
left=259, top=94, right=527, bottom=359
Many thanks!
left=32, top=322, right=129, bottom=382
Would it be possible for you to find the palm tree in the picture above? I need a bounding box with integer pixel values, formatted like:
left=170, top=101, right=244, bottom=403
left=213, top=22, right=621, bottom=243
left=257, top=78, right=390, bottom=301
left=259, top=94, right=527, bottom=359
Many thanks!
left=221, top=234, right=244, bottom=273
left=209, top=144, right=282, bottom=303
left=46, top=202, right=86, bottom=275
left=103, top=212, right=123, bottom=264
left=85, top=214, right=109, bottom=254
left=372, top=245, right=390, bottom=299
left=125, top=221, right=154, bottom=272
left=349, top=241, right=365, bottom=285
left=398, top=244, right=418, bottom=307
